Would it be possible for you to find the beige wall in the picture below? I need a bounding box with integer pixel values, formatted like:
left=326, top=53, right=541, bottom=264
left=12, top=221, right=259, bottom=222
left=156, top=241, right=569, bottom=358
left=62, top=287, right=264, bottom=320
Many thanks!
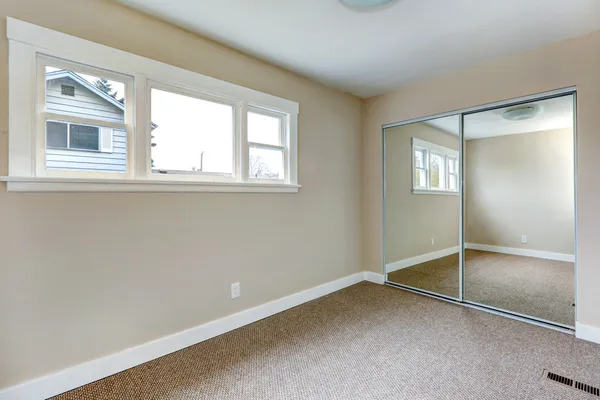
left=0, top=0, right=363, bottom=389
left=385, top=123, right=459, bottom=263
left=363, top=29, right=600, bottom=329
left=465, top=129, right=574, bottom=254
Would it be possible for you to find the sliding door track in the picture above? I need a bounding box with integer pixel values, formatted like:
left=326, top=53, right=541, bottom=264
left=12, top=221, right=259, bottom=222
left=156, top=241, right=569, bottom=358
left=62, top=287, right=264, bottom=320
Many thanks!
left=385, top=281, right=575, bottom=334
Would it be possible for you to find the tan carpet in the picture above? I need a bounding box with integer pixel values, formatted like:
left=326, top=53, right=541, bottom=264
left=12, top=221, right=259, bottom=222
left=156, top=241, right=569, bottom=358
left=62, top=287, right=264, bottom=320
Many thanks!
left=388, top=250, right=574, bottom=326
left=53, top=282, right=598, bottom=400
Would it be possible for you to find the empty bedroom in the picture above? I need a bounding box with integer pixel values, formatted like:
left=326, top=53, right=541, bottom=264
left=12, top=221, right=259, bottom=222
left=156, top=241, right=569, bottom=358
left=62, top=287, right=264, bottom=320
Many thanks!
left=1, top=0, right=600, bottom=399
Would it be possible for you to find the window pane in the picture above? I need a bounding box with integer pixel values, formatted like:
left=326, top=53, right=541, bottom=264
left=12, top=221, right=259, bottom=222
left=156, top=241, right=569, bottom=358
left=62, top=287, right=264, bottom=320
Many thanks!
left=430, top=154, right=446, bottom=190
left=151, top=89, right=234, bottom=174
left=248, top=112, right=281, bottom=146
left=448, top=157, right=457, bottom=174
left=70, top=124, right=100, bottom=150
left=414, top=149, right=425, bottom=169
left=249, top=146, right=284, bottom=180
left=46, top=121, right=68, bottom=148
left=449, top=174, right=457, bottom=191
left=415, top=168, right=426, bottom=189
left=45, top=66, right=126, bottom=124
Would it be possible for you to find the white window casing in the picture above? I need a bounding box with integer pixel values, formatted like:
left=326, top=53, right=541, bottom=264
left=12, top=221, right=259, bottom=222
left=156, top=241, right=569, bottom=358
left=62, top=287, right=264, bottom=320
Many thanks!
left=2, top=18, right=300, bottom=193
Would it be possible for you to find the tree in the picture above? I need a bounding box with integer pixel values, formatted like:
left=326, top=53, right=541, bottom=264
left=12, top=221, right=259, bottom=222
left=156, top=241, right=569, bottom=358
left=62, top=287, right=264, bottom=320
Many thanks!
left=249, top=154, right=276, bottom=178
left=94, top=78, right=117, bottom=99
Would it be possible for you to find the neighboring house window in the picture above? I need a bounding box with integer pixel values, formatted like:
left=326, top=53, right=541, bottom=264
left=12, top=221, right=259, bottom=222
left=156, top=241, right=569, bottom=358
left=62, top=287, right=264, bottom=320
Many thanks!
left=46, top=121, right=112, bottom=152
left=412, top=138, right=459, bottom=194
left=61, top=84, right=75, bottom=96
left=4, top=18, right=299, bottom=193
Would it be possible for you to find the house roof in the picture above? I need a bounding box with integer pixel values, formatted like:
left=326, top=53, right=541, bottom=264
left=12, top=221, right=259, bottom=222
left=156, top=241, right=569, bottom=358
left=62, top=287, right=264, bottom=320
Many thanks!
left=46, top=70, right=158, bottom=130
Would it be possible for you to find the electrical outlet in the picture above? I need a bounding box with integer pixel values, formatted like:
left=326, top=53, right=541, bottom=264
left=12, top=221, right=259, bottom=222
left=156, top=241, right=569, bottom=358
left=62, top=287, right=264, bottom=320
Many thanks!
left=231, top=282, right=241, bottom=299
left=521, top=235, right=527, bottom=244
left=431, top=238, right=435, bottom=246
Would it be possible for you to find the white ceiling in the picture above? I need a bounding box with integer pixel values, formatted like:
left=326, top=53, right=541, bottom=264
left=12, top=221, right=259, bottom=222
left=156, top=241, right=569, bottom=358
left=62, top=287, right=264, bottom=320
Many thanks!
left=115, top=0, right=600, bottom=97
left=425, top=95, right=573, bottom=140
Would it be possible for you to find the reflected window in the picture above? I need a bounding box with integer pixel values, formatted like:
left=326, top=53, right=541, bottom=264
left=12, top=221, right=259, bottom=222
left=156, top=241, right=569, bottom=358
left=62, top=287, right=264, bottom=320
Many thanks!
left=412, top=138, right=458, bottom=193
left=414, top=148, right=427, bottom=189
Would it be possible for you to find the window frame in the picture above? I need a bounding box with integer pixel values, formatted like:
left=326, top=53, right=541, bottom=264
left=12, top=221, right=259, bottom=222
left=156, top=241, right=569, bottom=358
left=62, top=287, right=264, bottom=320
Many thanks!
left=411, top=138, right=459, bottom=195
left=246, top=107, right=288, bottom=183
left=413, top=147, right=428, bottom=190
left=3, top=17, right=300, bottom=193
left=36, top=55, right=134, bottom=180
left=428, top=151, right=447, bottom=191
left=447, top=155, right=459, bottom=192
left=146, top=80, right=238, bottom=183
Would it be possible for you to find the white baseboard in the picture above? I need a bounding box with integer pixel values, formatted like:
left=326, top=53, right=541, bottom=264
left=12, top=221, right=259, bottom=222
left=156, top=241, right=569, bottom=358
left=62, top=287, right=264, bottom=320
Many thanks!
left=465, top=243, right=575, bottom=263
left=385, top=246, right=460, bottom=273
left=0, top=272, right=365, bottom=400
left=364, top=271, right=385, bottom=284
left=576, top=322, right=600, bottom=344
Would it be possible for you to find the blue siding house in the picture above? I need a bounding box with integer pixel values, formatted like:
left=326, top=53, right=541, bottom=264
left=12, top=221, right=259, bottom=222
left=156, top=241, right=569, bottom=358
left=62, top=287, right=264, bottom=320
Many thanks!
left=45, top=70, right=128, bottom=172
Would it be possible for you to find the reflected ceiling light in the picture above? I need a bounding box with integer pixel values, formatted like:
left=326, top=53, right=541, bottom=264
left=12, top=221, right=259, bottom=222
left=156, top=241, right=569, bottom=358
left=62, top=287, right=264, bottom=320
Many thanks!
left=501, top=105, right=543, bottom=121
left=340, top=0, right=399, bottom=10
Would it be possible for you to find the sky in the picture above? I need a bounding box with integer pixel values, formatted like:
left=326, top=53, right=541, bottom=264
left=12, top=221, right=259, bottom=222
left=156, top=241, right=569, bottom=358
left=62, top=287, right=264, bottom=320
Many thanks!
left=46, top=67, right=283, bottom=178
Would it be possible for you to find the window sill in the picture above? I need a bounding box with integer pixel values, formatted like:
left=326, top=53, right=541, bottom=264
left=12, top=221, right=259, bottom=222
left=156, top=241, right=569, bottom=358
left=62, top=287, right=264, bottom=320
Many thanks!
left=0, top=176, right=301, bottom=193
left=412, top=189, right=459, bottom=196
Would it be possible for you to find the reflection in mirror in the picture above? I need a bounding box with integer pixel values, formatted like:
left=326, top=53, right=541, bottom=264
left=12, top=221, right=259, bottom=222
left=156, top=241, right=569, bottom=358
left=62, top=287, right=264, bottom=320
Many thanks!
left=384, top=115, right=460, bottom=298
left=463, top=94, right=575, bottom=327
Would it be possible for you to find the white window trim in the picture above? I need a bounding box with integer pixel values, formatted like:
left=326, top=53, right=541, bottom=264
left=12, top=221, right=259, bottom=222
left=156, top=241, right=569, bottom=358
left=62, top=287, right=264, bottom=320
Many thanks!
left=2, top=18, right=300, bottom=193
left=411, top=137, right=459, bottom=195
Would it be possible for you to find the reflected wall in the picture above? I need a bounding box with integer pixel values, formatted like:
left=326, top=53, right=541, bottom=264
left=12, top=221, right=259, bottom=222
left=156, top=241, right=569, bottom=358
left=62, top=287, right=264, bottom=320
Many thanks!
left=384, top=116, right=460, bottom=298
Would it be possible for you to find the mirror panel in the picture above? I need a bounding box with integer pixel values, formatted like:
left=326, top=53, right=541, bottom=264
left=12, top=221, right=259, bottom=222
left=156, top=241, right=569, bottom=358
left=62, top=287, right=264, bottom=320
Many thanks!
left=384, top=115, right=460, bottom=299
left=463, top=94, right=575, bottom=327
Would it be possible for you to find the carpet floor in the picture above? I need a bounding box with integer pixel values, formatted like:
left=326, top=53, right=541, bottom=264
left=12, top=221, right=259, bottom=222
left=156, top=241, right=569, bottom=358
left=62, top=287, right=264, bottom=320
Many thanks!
left=387, top=250, right=574, bottom=326
left=53, top=282, right=598, bottom=400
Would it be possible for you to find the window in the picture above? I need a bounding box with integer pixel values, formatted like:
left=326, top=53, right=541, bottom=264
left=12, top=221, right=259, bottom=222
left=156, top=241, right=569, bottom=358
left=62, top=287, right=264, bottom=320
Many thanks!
left=4, top=18, right=299, bottom=192
left=40, top=60, right=131, bottom=175
left=150, top=87, right=234, bottom=176
left=248, top=110, right=286, bottom=180
left=448, top=156, right=458, bottom=191
left=412, top=138, right=459, bottom=194
left=46, top=121, right=104, bottom=151
left=413, top=148, right=427, bottom=190
left=61, top=84, right=75, bottom=96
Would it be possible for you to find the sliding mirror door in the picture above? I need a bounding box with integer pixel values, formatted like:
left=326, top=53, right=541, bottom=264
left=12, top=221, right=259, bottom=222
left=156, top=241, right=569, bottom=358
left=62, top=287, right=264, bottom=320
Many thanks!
left=385, top=115, right=461, bottom=299
left=463, top=94, right=575, bottom=327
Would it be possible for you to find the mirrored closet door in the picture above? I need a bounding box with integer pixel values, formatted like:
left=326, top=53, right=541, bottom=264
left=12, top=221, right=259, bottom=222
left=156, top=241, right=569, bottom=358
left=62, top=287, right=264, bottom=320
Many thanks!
left=384, top=89, right=576, bottom=330
left=384, top=115, right=461, bottom=299
left=462, top=94, right=576, bottom=327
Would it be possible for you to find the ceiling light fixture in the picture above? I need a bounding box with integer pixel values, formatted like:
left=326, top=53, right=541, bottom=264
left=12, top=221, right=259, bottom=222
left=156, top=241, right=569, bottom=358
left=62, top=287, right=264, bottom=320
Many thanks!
left=340, top=0, right=399, bottom=10
left=501, top=105, right=543, bottom=121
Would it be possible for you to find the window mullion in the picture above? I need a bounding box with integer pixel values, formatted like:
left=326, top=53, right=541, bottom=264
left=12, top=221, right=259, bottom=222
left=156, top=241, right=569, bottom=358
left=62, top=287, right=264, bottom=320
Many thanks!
left=239, top=102, right=249, bottom=182
left=67, top=122, right=71, bottom=149
left=443, top=154, right=446, bottom=190
left=426, top=150, right=431, bottom=190
left=135, top=73, right=149, bottom=180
